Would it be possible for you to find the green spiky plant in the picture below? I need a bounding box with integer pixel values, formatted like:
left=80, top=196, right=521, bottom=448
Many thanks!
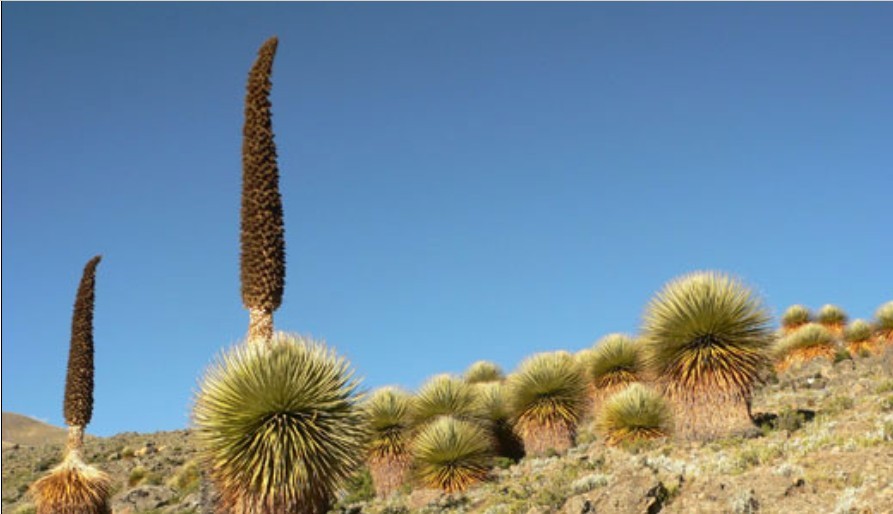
left=816, top=304, right=847, bottom=336
left=31, top=256, right=111, bottom=514
left=596, top=383, right=671, bottom=446
left=781, top=305, right=812, bottom=334
left=844, top=319, right=875, bottom=355
left=411, top=416, right=492, bottom=493
left=193, top=37, right=366, bottom=514
left=240, top=36, right=286, bottom=345
left=412, top=374, right=482, bottom=427
left=507, top=351, right=587, bottom=456
left=581, top=333, right=646, bottom=413
left=774, top=323, right=836, bottom=372
left=640, top=271, right=773, bottom=440
left=363, top=387, right=414, bottom=498
left=194, top=334, right=366, bottom=513
left=475, top=381, right=525, bottom=461
left=464, top=360, right=505, bottom=384
left=874, top=301, right=893, bottom=342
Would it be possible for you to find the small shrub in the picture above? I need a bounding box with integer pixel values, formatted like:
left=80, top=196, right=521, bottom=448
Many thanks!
left=873, top=301, right=893, bottom=340
left=570, top=473, right=609, bottom=494
left=775, top=323, right=836, bottom=371
left=337, top=468, right=375, bottom=505
left=128, top=466, right=148, bottom=487
left=824, top=395, right=854, bottom=415
left=168, top=461, right=201, bottom=495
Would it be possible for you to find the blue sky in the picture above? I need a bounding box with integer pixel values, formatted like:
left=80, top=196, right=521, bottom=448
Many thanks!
left=2, top=3, right=891, bottom=436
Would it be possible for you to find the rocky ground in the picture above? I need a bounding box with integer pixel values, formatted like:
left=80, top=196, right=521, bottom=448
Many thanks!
left=4, top=348, right=892, bottom=514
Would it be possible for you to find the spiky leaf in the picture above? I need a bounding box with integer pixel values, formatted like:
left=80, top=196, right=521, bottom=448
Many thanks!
left=193, top=333, right=365, bottom=512
left=640, top=271, right=773, bottom=403
left=240, top=36, right=285, bottom=313
left=64, top=255, right=101, bottom=428
left=411, top=416, right=491, bottom=493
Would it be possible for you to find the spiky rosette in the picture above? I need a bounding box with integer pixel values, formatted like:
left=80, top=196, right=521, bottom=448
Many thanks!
left=411, top=416, right=492, bottom=493
left=816, top=304, right=847, bottom=335
left=474, top=382, right=524, bottom=461
left=640, top=272, right=772, bottom=439
left=507, top=351, right=587, bottom=456
left=781, top=305, right=811, bottom=334
left=582, top=334, right=645, bottom=410
left=30, top=453, right=111, bottom=514
left=240, top=36, right=286, bottom=343
left=363, top=387, right=413, bottom=497
left=193, top=333, right=365, bottom=513
left=464, top=360, right=505, bottom=384
left=844, top=319, right=875, bottom=355
left=412, top=374, right=482, bottom=427
left=64, top=255, right=101, bottom=428
left=597, top=384, right=671, bottom=446
left=774, top=323, right=836, bottom=372
left=875, top=301, right=893, bottom=342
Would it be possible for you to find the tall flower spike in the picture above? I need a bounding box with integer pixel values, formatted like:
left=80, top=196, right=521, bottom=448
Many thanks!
left=240, top=36, right=285, bottom=344
left=64, top=255, right=101, bottom=432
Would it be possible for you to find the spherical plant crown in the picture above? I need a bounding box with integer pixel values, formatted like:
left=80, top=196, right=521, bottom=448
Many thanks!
left=584, top=333, right=644, bottom=388
left=240, top=36, right=285, bottom=313
left=781, top=305, right=811, bottom=330
left=597, top=383, right=671, bottom=446
left=844, top=319, right=873, bottom=343
left=64, top=255, right=101, bottom=428
left=193, top=333, right=366, bottom=511
left=817, top=304, right=847, bottom=327
left=411, top=416, right=492, bottom=493
left=412, top=374, right=482, bottom=426
left=364, top=387, right=413, bottom=460
left=640, top=271, right=773, bottom=402
left=507, top=351, right=587, bottom=428
left=464, top=360, right=505, bottom=384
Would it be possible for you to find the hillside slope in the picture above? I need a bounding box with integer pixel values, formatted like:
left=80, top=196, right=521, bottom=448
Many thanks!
left=1, top=412, right=68, bottom=448
left=2, top=348, right=892, bottom=513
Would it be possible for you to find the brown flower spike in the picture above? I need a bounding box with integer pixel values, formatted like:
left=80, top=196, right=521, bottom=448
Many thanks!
left=240, top=36, right=285, bottom=343
left=64, top=255, right=101, bottom=428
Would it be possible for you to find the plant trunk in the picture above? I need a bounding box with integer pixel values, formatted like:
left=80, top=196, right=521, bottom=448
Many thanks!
left=668, top=394, right=755, bottom=441
left=369, top=453, right=411, bottom=498
left=519, top=419, right=574, bottom=457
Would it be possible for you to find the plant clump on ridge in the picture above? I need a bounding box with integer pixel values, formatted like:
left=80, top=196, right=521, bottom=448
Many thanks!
left=874, top=301, right=893, bottom=342
left=781, top=305, right=812, bottom=334
left=363, top=387, right=414, bottom=498
left=193, top=334, right=366, bottom=513
left=31, top=256, right=111, bottom=514
left=774, top=323, right=837, bottom=372
left=411, top=416, right=492, bottom=493
left=845, top=319, right=875, bottom=355
left=817, top=304, right=848, bottom=336
left=507, top=351, right=588, bottom=456
left=640, top=271, right=773, bottom=440
left=596, top=383, right=672, bottom=446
